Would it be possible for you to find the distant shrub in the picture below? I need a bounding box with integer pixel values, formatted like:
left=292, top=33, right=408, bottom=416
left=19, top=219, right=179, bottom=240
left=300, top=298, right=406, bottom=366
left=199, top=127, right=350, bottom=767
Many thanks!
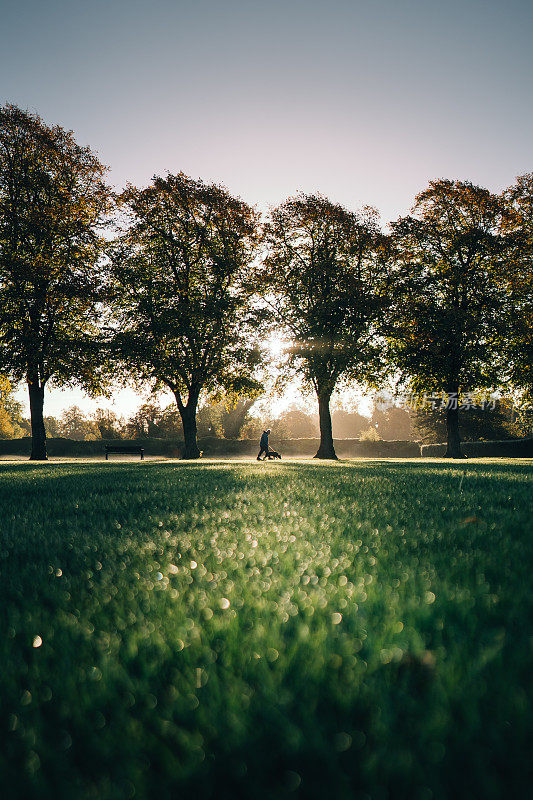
left=359, top=426, right=381, bottom=442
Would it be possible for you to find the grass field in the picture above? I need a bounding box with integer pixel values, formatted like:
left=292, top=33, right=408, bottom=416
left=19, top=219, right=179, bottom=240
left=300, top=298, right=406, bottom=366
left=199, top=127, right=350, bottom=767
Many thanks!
left=0, top=458, right=532, bottom=800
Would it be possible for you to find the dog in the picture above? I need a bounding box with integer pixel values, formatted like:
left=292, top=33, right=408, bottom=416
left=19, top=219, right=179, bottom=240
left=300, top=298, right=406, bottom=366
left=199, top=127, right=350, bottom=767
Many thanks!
left=266, top=449, right=282, bottom=460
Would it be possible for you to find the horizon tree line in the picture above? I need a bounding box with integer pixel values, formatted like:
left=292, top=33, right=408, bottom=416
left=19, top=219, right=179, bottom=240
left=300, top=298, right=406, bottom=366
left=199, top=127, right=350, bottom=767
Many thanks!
left=2, top=387, right=526, bottom=446
left=0, top=104, right=532, bottom=460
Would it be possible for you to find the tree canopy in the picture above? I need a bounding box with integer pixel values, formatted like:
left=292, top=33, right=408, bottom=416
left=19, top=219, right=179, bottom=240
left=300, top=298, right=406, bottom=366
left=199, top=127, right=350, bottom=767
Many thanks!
left=388, top=179, right=518, bottom=457
left=501, top=173, right=533, bottom=399
left=0, top=104, right=110, bottom=458
left=0, top=103, right=531, bottom=460
left=110, top=172, right=262, bottom=458
left=263, top=194, right=391, bottom=458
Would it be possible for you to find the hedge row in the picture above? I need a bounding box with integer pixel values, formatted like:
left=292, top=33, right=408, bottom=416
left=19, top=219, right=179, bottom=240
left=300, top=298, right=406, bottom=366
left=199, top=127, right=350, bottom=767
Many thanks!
left=0, top=436, right=420, bottom=458
left=421, top=439, right=533, bottom=458
left=0, top=436, right=531, bottom=458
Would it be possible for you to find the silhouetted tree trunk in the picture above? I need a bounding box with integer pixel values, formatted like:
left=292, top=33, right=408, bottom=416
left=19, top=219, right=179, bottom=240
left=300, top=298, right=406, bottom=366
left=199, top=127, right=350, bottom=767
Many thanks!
left=28, top=381, right=47, bottom=461
left=444, top=385, right=465, bottom=458
left=175, top=390, right=201, bottom=459
left=314, top=389, right=337, bottom=460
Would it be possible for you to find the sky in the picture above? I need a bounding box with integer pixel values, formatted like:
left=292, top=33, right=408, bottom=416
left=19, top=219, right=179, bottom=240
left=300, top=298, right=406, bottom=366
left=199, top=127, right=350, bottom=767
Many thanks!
left=1, top=0, right=532, bottom=420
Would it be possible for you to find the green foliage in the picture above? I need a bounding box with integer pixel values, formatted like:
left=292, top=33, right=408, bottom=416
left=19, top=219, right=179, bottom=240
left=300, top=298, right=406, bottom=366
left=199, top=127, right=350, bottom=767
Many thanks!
left=501, top=173, right=533, bottom=395
left=331, top=408, right=369, bottom=439
left=371, top=406, right=412, bottom=440
left=93, top=409, right=125, bottom=440
left=359, top=425, right=382, bottom=441
left=263, top=195, right=390, bottom=398
left=43, top=416, right=62, bottom=438
left=412, top=399, right=525, bottom=443
left=389, top=180, right=518, bottom=398
left=217, top=396, right=257, bottom=439
left=0, top=104, right=110, bottom=392
left=109, top=173, right=263, bottom=409
left=281, top=407, right=319, bottom=438
left=59, top=406, right=100, bottom=441
left=0, top=104, right=111, bottom=458
left=263, top=194, right=392, bottom=458
left=124, top=401, right=181, bottom=439
left=0, top=375, right=25, bottom=437
left=0, top=460, right=531, bottom=798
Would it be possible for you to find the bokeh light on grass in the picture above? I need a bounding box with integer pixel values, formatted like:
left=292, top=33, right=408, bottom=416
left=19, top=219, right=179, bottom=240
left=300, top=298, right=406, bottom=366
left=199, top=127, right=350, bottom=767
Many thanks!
left=0, top=459, right=531, bottom=798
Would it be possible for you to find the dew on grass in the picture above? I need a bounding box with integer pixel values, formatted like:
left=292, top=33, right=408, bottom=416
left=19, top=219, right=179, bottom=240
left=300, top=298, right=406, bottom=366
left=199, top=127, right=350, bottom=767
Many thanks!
left=60, top=731, right=73, bottom=750
left=26, top=751, right=40, bottom=774
left=352, top=730, right=367, bottom=749
left=332, top=612, right=342, bottom=625
left=32, top=635, right=42, bottom=648
left=21, top=690, right=32, bottom=705
left=219, top=598, right=230, bottom=610
left=284, top=771, right=301, bottom=791
left=334, top=732, right=352, bottom=752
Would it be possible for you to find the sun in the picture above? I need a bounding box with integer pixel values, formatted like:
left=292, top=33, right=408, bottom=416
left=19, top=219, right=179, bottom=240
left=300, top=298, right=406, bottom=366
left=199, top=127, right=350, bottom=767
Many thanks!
left=265, top=333, right=289, bottom=359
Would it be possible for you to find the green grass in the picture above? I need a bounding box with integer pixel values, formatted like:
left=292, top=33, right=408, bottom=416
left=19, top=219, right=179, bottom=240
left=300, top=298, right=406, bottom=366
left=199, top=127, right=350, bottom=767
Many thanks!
left=0, top=458, right=532, bottom=800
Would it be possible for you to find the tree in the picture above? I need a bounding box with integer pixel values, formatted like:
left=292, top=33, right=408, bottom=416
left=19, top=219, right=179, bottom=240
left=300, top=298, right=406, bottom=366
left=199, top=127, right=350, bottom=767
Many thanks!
left=263, top=194, right=390, bottom=459
left=389, top=180, right=517, bottom=458
left=196, top=402, right=221, bottom=438
left=60, top=405, right=100, bottom=440
left=282, top=407, right=319, bottom=438
left=331, top=407, right=368, bottom=439
left=94, top=408, right=125, bottom=440
left=110, top=173, right=262, bottom=458
left=157, top=404, right=184, bottom=438
left=411, top=399, right=521, bottom=443
left=218, top=395, right=257, bottom=439
left=0, top=375, right=25, bottom=437
left=501, top=173, right=533, bottom=399
left=125, top=401, right=166, bottom=439
left=0, top=105, right=110, bottom=459
left=371, top=405, right=412, bottom=440
left=43, top=416, right=61, bottom=438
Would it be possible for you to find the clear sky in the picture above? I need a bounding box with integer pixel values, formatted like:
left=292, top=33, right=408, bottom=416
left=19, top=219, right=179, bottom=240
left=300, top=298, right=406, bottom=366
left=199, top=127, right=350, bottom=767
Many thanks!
left=2, top=0, right=532, bottom=419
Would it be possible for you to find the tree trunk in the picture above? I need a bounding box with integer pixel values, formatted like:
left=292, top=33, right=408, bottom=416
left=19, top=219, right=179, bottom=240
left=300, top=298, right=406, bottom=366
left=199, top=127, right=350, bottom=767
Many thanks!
left=176, top=393, right=201, bottom=459
left=314, top=389, right=337, bottom=460
left=444, top=404, right=465, bottom=459
left=28, top=381, right=47, bottom=461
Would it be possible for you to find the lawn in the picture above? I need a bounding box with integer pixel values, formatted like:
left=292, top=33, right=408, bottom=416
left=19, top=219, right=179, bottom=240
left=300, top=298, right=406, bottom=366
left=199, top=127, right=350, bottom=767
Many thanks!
left=0, top=458, right=531, bottom=799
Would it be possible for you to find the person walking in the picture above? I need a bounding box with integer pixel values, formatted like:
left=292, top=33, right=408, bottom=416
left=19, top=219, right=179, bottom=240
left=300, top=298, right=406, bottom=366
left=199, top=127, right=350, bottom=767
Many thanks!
left=257, top=429, right=271, bottom=460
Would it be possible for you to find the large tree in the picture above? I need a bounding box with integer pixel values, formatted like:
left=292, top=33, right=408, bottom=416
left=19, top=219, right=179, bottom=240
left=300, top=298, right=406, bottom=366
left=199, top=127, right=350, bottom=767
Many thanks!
left=501, top=173, right=533, bottom=400
left=263, top=194, right=390, bottom=459
left=389, top=179, right=518, bottom=458
left=0, top=105, right=109, bottom=459
left=110, top=173, right=262, bottom=459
